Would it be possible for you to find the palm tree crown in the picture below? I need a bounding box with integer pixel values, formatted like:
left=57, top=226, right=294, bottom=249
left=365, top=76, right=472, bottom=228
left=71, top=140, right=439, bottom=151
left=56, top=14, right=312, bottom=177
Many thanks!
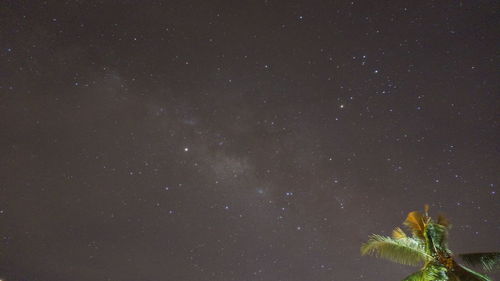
left=361, top=205, right=499, bottom=281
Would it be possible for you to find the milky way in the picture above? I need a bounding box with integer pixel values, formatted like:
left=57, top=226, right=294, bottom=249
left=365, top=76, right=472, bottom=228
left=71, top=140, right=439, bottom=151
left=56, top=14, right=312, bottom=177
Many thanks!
left=1, top=1, right=498, bottom=280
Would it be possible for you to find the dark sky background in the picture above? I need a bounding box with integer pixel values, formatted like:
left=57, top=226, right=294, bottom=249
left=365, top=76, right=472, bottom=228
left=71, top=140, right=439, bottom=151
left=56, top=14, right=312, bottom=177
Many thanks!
left=1, top=1, right=499, bottom=280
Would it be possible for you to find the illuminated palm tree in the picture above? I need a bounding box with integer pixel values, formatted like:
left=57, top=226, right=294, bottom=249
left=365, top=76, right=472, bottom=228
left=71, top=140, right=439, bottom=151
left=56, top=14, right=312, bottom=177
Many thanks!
left=361, top=205, right=499, bottom=280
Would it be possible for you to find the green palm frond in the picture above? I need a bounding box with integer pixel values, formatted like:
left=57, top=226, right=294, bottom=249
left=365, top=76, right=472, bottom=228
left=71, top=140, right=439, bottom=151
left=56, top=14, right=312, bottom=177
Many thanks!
left=459, top=252, right=500, bottom=272
left=451, top=263, right=491, bottom=281
left=424, top=264, right=449, bottom=281
left=361, top=235, right=431, bottom=266
left=361, top=207, right=496, bottom=281
left=426, top=223, right=450, bottom=253
left=402, top=270, right=426, bottom=281
left=403, top=264, right=448, bottom=281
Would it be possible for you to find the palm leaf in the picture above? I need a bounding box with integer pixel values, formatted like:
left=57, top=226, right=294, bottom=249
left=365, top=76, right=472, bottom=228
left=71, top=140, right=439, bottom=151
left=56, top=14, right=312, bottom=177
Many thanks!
left=404, top=211, right=426, bottom=239
left=426, top=223, right=450, bottom=253
left=392, top=227, right=407, bottom=239
left=451, top=263, right=491, bottom=281
left=402, top=270, right=426, bottom=281
left=361, top=235, right=431, bottom=266
left=459, top=252, right=500, bottom=272
left=424, top=264, right=449, bottom=281
left=403, top=264, right=448, bottom=281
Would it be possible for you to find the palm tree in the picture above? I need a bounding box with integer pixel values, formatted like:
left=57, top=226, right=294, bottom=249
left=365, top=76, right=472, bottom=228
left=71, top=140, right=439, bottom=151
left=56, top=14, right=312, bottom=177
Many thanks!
left=361, top=205, right=499, bottom=280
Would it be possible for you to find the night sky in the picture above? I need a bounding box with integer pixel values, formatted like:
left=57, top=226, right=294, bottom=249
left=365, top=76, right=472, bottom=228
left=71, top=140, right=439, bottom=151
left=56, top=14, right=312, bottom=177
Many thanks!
left=1, top=1, right=499, bottom=280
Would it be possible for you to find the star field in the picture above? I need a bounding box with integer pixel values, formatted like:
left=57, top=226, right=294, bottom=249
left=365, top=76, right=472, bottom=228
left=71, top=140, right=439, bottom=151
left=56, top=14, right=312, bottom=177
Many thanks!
left=0, top=1, right=498, bottom=280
